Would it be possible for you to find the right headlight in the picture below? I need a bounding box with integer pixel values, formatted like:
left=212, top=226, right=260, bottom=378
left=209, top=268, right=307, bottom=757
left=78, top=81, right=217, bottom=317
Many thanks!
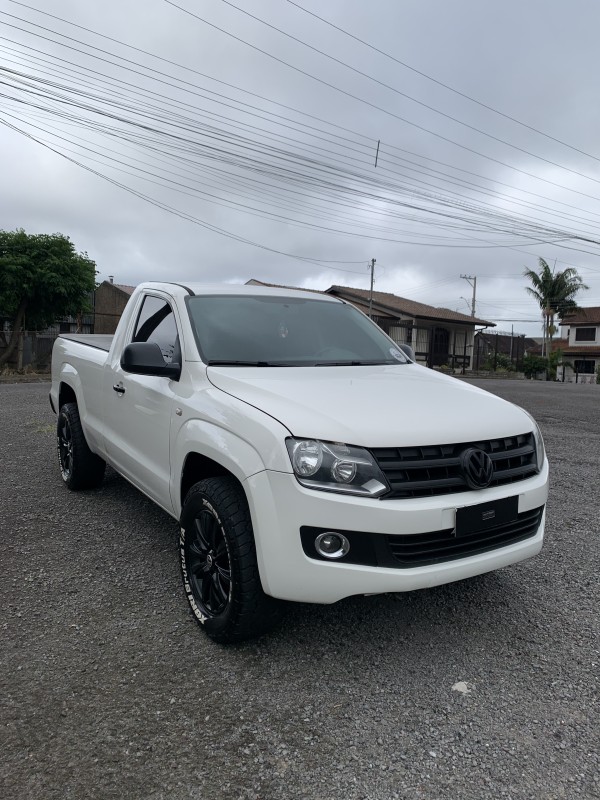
left=286, top=438, right=389, bottom=497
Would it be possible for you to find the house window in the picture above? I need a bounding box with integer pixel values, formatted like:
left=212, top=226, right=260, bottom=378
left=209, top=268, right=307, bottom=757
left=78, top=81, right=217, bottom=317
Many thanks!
left=575, top=327, right=596, bottom=342
left=574, top=359, right=595, bottom=374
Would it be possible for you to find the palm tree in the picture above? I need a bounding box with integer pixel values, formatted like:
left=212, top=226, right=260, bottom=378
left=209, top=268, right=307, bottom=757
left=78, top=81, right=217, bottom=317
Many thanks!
left=524, top=258, right=589, bottom=357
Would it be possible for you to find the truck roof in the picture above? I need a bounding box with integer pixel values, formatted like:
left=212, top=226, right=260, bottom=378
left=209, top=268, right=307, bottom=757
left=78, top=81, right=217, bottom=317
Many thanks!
left=134, top=282, right=342, bottom=303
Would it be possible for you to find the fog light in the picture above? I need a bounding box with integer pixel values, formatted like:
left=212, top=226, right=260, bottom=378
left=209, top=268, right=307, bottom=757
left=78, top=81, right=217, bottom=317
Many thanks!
left=314, top=532, right=350, bottom=559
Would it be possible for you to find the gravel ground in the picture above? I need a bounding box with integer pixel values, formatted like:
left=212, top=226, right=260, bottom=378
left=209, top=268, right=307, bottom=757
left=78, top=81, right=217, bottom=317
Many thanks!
left=1, top=380, right=598, bottom=800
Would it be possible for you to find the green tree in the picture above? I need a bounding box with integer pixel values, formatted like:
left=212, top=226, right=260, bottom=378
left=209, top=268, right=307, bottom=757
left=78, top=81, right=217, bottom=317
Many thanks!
left=522, top=353, right=547, bottom=379
left=523, top=258, right=588, bottom=358
left=0, top=229, right=96, bottom=366
left=547, top=348, right=563, bottom=381
left=483, top=352, right=515, bottom=372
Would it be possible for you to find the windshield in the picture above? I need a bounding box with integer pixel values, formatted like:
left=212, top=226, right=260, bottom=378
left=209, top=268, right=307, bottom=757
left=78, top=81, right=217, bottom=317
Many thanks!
left=186, top=295, right=409, bottom=366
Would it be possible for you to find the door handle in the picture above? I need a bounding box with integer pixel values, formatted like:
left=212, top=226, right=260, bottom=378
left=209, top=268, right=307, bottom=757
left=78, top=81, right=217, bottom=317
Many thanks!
left=113, top=383, right=125, bottom=395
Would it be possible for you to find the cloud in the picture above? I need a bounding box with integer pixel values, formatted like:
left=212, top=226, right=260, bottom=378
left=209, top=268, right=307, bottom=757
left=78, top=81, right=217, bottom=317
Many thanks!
left=1, top=0, right=599, bottom=336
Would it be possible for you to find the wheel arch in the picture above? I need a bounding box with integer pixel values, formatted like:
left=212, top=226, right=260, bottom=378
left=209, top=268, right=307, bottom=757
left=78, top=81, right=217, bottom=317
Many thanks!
left=59, top=381, right=78, bottom=409
left=180, top=452, right=241, bottom=508
left=173, top=419, right=266, bottom=517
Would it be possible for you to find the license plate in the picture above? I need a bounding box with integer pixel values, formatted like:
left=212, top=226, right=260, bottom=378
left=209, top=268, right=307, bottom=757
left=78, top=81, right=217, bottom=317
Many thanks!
left=455, top=496, right=518, bottom=537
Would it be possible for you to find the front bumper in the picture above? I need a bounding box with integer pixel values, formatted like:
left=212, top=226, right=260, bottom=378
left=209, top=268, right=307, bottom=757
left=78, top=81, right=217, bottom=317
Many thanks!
left=244, top=464, right=548, bottom=604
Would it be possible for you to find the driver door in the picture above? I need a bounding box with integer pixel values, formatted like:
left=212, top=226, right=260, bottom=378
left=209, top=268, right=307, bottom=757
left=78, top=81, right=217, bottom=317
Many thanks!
left=103, top=292, right=181, bottom=512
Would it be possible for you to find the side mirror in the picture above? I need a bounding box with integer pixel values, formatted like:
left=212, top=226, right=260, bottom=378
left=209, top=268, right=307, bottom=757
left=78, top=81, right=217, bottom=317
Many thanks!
left=398, top=343, right=415, bottom=362
left=121, top=342, right=181, bottom=380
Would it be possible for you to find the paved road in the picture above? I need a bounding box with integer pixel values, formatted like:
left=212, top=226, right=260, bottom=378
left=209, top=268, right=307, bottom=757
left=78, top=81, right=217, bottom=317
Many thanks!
left=1, top=380, right=598, bottom=800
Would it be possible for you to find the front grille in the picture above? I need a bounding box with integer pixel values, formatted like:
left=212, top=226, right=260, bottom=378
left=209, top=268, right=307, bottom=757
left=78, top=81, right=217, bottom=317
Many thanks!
left=386, top=506, right=544, bottom=567
left=371, top=432, right=538, bottom=499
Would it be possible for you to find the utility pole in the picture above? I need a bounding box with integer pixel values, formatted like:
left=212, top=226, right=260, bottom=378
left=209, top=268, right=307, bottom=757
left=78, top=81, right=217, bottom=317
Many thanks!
left=460, top=274, right=477, bottom=317
left=369, top=258, right=376, bottom=318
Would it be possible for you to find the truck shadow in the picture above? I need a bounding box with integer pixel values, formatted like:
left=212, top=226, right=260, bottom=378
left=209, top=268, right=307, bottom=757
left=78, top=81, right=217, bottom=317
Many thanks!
left=97, top=467, right=550, bottom=668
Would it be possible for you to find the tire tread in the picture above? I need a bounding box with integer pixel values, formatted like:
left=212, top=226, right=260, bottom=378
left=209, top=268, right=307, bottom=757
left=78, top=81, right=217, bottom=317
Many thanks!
left=182, top=477, right=284, bottom=643
left=58, top=403, right=106, bottom=490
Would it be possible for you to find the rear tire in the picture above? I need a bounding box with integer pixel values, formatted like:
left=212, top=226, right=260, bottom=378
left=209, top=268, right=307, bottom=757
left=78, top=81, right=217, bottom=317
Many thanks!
left=57, top=403, right=106, bottom=490
left=180, top=477, right=284, bottom=643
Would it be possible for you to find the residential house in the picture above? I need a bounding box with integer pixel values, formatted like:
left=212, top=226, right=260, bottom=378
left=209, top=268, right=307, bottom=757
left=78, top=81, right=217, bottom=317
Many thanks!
left=557, top=307, right=600, bottom=382
left=94, top=279, right=135, bottom=334
left=324, top=286, right=494, bottom=370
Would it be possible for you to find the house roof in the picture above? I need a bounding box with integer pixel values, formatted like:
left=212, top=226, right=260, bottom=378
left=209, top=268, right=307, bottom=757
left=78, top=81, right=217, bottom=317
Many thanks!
left=528, top=338, right=569, bottom=355
left=115, top=283, right=135, bottom=295
left=526, top=339, right=600, bottom=358
left=561, top=347, right=600, bottom=357
left=245, top=279, right=323, bottom=294
left=478, top=332, right=538, bottom=352
left=326, top=286, right=495, bottom=326
left=97, top=280, right=135, bottom=295
left=562, top=306, right=600, bottom=325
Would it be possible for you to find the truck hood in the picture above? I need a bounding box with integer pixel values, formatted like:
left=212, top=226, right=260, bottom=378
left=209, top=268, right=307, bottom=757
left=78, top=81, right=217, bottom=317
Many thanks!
left=206, top=364, right=533, bottom=447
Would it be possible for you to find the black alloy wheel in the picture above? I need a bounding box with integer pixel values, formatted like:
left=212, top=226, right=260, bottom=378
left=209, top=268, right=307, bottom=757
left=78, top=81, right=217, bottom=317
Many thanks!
left=56, top=402, right=106, bottom=490
left=187, top=508, right=232, bottom=616
left=57, top=413, right=73, bottom=481
left=180, top=477, right=284, bottom=643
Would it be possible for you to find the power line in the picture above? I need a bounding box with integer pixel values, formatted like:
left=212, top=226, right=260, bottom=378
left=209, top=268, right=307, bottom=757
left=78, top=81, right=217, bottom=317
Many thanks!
left=5, top=8, right=600, bottom=221
left=4, top=80, right=600, bottom=253
left=5, top=12, right=600, bottom=229
left=0, top=117, right=372, bottom=273
left=283, top=0, right=600, bottom=165
left=215, top=0, right=600, bottom=183
left=0, top=67, right=580, bottom=241
left=4, top=7, right=600, bottom=261
left=155, top=3, right=600, bottom=204
left=5, top=42, right=594, bottom=239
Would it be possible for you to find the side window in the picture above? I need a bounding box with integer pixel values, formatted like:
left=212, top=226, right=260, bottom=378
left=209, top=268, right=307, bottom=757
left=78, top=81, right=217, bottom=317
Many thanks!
left=133, top=295, right=180, bottom=363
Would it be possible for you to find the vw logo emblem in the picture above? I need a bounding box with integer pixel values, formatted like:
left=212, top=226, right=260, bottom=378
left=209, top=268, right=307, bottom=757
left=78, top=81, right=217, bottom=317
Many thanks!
left=460, top=448, right=494, bottom=490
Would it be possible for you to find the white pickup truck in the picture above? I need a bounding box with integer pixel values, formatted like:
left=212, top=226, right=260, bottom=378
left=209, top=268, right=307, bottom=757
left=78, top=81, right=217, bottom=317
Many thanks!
left=51, top=282, right=548, bottom=642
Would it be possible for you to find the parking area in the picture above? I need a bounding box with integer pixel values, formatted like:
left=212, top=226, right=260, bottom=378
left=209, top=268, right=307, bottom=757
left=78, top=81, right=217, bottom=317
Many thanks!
left=1, top=379, right=598, bottom=800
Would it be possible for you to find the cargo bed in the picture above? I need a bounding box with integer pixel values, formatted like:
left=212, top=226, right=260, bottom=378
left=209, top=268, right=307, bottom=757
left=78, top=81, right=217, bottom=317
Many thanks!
left=58, top=334, right=113, bottom=353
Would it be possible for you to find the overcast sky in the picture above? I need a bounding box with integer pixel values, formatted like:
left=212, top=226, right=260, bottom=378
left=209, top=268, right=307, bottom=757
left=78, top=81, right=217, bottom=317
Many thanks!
left=2, top=0, right=600, bottom=336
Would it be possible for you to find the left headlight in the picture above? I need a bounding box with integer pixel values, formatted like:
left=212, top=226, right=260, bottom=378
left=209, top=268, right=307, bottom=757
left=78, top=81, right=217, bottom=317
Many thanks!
left=524, top=412, right=545, bottom=473
left=286, top=438, right=389, bottom=497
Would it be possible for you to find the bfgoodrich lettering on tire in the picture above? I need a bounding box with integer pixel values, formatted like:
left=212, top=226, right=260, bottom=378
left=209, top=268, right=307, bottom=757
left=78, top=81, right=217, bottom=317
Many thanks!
left=57, top=402, right=106, bottom=490
left=179, top=476, right=284, bottom=643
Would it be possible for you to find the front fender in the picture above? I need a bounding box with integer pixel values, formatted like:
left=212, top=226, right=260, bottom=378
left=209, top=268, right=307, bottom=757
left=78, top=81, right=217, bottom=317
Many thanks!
left=171, top=419, right=268, bottom=518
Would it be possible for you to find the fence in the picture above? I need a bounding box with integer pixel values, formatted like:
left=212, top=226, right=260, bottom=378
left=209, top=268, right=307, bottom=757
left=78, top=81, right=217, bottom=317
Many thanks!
left=0, top=331, right=59, bottom=371
left=472, top=331, right=528, bottom=372
left=1, top=315, right=93, bottom=371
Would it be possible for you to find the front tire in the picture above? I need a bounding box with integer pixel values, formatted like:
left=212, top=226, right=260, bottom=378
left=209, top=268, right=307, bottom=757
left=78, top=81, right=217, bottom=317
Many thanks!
left=57, top=403, right=106, bottom=490
left=180, top=477, right=283, bottom=643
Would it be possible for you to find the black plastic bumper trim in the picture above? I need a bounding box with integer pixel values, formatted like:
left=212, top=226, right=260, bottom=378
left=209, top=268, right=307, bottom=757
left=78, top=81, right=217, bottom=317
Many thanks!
left=300, top=505, right=544, bottom=569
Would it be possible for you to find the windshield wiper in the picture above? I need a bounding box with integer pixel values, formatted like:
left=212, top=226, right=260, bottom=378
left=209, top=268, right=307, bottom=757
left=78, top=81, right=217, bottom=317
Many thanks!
left=314, top=360, right=391, bottom=366
left=314, top=360, right=363, bottom=366
left=207, top=360, right=273, bottom=367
